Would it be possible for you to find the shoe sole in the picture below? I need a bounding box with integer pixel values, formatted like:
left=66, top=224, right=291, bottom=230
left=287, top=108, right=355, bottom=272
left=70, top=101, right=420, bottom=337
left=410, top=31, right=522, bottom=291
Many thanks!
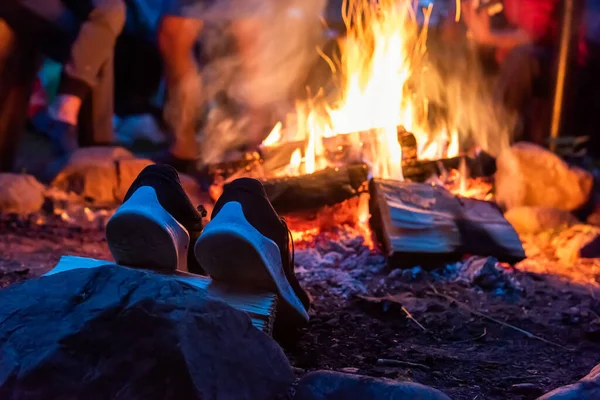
left=194, top=201, right=309, bottom=325
left=106, top=186, right=190, bottom=272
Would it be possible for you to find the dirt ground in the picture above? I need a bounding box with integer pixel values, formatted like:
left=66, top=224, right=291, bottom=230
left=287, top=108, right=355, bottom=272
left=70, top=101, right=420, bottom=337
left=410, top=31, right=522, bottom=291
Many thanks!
left=2, top=212, right=599, bottom=400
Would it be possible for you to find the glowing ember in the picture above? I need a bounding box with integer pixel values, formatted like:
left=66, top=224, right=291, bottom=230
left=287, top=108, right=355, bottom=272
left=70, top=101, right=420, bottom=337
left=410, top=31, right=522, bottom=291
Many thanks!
left=285, top=194, right=375, bottom=249
left=444, top=169, right=494, bottom=201
left=263, top=0, right=460, bottom=179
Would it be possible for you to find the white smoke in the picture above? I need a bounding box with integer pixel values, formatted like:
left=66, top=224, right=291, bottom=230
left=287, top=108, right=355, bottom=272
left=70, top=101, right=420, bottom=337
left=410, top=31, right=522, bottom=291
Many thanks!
left=188, top=0, right=327, bottom=164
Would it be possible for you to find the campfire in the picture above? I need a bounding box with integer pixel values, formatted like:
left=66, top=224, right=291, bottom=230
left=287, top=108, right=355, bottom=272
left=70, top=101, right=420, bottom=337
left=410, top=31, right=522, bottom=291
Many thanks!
left=200, top=0, right=515, bottom=270
left=3, top=0, right=600, bottom=398
left=260, top=0, right=459, bottom=179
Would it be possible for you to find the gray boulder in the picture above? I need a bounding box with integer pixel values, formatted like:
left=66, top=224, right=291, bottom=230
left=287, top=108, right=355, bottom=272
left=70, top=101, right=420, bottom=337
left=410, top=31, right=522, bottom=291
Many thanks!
left=495, top=142, right=593, bottom=212
left=294, top=371, right=451, bottom=400
left=0, top=266, right=295, bottom=400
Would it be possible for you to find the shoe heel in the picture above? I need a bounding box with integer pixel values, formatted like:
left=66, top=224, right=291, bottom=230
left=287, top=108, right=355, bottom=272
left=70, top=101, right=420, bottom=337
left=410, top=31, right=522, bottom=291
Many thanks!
left=195, top=201, right=309, bottom=324
left=106, top=186, right=190, bottom=272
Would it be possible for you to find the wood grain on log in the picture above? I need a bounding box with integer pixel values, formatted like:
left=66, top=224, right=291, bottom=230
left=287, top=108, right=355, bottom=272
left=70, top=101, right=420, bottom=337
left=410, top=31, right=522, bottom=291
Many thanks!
left=48, top=256, right=278, bottom=336
left=369, top=179, right=525, bottom=267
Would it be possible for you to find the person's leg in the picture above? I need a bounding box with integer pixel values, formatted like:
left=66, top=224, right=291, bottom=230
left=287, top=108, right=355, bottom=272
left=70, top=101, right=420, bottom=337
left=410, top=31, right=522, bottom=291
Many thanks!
left=157, top=16, right=203, bottom=169
left=582, top=40, right=600, bottom=158
left=494, top=46, right=541, bottom=113
left=54, top=0, right=125, bottom=125
left=22, top=0, right=125, bottom=154
left=494, top=45, right=547, bottom=144
left=0, top=17, right=41, bottom=172
left=77, top=52, right=115, bottom=146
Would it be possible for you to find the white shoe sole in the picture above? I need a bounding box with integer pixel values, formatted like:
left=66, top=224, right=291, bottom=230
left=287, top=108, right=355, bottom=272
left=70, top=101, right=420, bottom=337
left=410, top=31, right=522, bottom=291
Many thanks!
left=194, top=201, right=309, bottom=325
left=106, top=186, right=190, bottom=272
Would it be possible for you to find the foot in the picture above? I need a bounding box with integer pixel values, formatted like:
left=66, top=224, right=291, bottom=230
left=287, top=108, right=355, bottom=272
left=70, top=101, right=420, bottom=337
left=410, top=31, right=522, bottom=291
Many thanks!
left=31, top=111, right=79, bottom=156
left=194, top=178, right=310, bottom=327
left=106, top=164, right=206, bottom=274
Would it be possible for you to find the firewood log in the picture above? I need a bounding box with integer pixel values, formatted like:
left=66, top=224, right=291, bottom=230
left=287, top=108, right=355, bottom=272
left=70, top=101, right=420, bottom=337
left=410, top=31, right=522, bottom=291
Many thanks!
left=369, top=179, right=525, bottom=267
left=261, top=163, right=369, bottom=214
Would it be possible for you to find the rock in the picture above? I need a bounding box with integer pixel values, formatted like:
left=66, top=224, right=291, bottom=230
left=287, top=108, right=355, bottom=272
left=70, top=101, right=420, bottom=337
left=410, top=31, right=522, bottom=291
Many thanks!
left=551, top=225, right=600, bottom=264
left=457, top=257, right=502, bottom=289
left=114, top=158, right=155, bottom=202
left=294, top=371, right=451, bottom=400
left=0, top=266, right=294, bottom=400
left=505, top=207, right=578, bottom=235
left=51, top=147, right=137, bottom=204
left=537, top=363, right=600, bottom=399
left=0, top=173, right=46, bottom=214
left=69, top=146, right=135, bottom=167
left=48, top=147, right=200, bottom=206
left=495, top=142, right=593, bottom=212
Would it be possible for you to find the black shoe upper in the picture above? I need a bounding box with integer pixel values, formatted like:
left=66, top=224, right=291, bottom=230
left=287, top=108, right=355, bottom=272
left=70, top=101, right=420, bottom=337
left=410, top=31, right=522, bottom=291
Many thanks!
left=151, top=151, right=213, bottom=190
left=124, top=164, right=206, bottom=274
left=212, top=178, right=310, bottom=311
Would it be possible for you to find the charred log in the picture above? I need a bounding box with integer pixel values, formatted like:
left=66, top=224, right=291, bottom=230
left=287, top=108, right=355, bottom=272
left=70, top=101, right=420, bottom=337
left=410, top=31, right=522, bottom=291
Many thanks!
left=261, top=163, right=369, bottom=214
left=369, top=179, right=525, bottom=268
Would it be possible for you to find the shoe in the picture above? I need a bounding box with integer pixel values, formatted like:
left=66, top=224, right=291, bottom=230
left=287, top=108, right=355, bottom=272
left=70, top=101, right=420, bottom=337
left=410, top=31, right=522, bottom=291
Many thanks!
left=194, top=178, right=310, bottom=326
left=106, top=164, right=206, bottom=274
left=151, top=150, right=213, bottom=190
left=151, top=150, right=196, bottom=173
left=31, top=111, right=79, bottom=156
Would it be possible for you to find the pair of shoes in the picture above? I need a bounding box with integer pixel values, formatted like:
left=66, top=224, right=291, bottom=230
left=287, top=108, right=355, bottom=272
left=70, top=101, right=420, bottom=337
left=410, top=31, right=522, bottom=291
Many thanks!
left=106, top=164, right=310, bottom=326
left=31, top=111, right=79, bottom=156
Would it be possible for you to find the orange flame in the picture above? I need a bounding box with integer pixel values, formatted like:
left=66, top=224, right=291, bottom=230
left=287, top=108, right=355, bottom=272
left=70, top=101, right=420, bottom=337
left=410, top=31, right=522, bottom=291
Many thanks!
left=263, top=0, right=459, bottom=178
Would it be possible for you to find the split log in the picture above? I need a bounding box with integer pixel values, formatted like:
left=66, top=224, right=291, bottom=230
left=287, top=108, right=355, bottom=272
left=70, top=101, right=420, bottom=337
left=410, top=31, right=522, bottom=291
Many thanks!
left=48, top=256, right=278, bottom=336
left=261, top=163, right=369, bottom=214
left=369, top=179, right=525, bottom=267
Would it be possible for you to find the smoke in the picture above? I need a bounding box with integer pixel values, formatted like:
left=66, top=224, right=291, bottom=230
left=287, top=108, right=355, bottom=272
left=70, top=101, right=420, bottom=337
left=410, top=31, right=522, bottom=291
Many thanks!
left=186, top=0, right=327, bottom=164
left=410, top=33, right=517, bottom=158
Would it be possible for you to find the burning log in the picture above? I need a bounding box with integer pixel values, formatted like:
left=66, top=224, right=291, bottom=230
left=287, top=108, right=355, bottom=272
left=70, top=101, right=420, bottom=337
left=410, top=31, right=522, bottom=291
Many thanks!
left=261, top=163, right=369, bottom=214
left=369, top=179, right=525, bottom=267
left=49, top=256, right=278, bottom=335
left=206, top=151, right=262, bottom=177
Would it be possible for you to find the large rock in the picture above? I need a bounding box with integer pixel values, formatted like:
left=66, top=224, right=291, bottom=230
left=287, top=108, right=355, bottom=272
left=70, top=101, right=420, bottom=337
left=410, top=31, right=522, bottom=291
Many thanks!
left=114, top=158, right=155, bottom=202
left=294, top=371, right=452, bottom=400
left=0, top=173, right=46, bottom=214
left=537, top=363, right=600, bottom=399
left=51, top=147, right=137, bottom=204
left=50, top=147, right=208, bottom=207
left=0, top=266, right=295, bottom=399
left=495, top=143, right=594, bottom=212
left=505, top=207, right=578, bottom=235
left=552, top=225, right=600, bottom=264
